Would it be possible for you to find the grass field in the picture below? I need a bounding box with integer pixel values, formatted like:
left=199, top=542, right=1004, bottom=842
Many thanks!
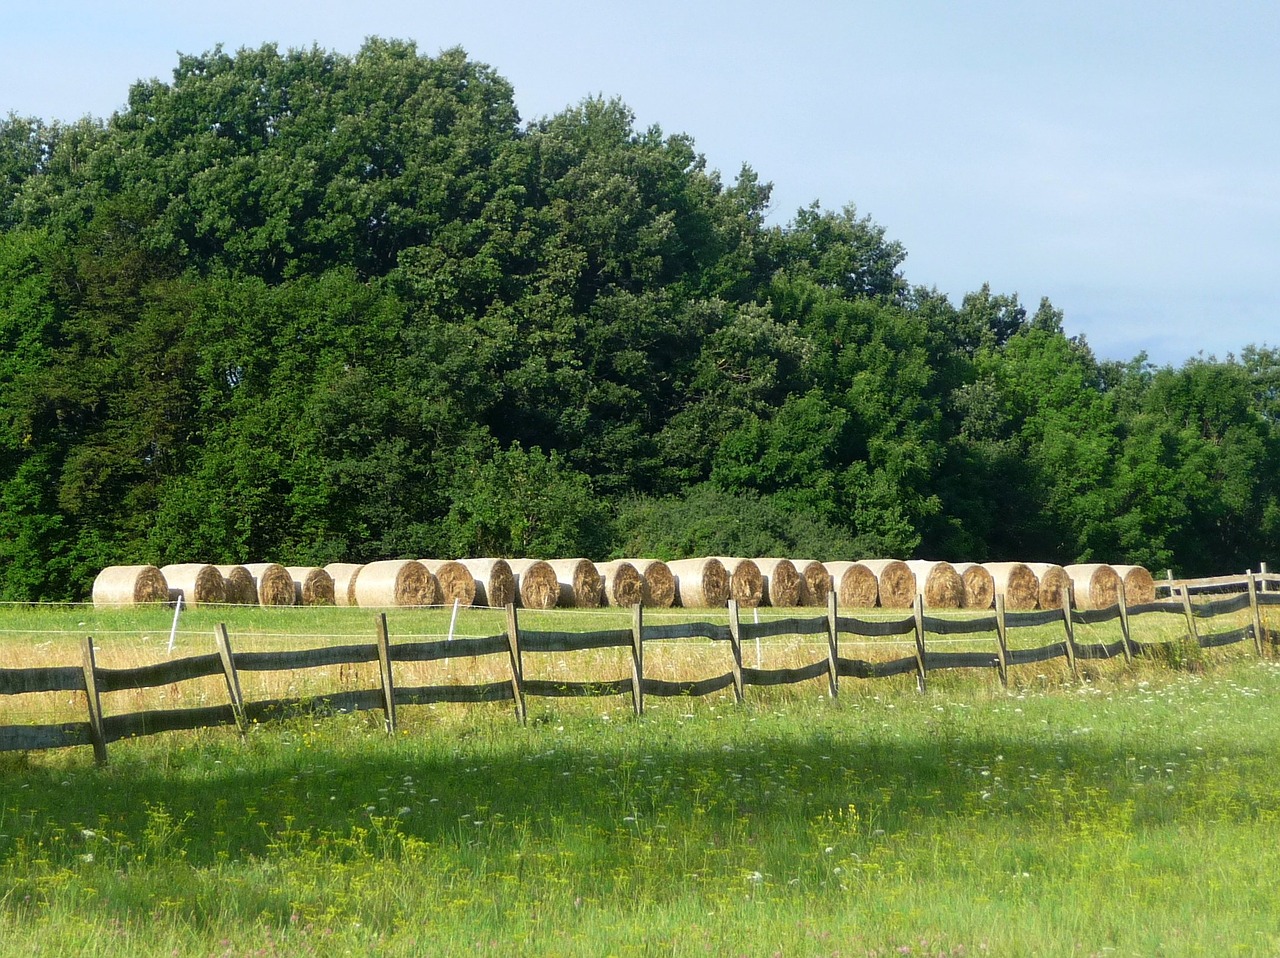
left=2, top=603, right=1279, bottom=956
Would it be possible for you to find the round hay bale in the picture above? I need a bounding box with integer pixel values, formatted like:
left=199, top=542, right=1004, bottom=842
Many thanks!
left=713, top=558, right=764, bottom=608
left=351, top=559, right=440, bottom=608
left=951, top=562, right=995, bottom=610
left=1065, top=563, right=1122, bottom=611
left=793, top=560, right=831, bottom=606
left=1027, top=563, right=1072, bottom=611
left=507, top=559, right=561, bottom=610
left=1112, top=564, right=1156, bottom=605
left=324, top=563, right=363, bottom=607
left=213, top=566, right=257, bottom=605
left=419, top=560, right=477, bottom=607
left=905, top=560, right=964, bottom=609
left=92, top=565, right=169, bottom=607
left=826, top=561, right=879, bottom=608
left=160, top=564, right=226, bottom=606
left=860, top=559, right=917, bottom=609
left=630, top=559, right=676, bottom=608
left=597, top=560, right=645, bottom=608
left=285, top=566, right=335, bottom=606
left=756, top=558, right=804, bottom=607
left=982, top=562, right=1040, bottom=611
left=667, top=558, right=730, bottom=608
left=459, top=559, right=516, bottom=608
left=547, top=559, right=604, bottom=608
left=242, top=563, right=297, bottom=606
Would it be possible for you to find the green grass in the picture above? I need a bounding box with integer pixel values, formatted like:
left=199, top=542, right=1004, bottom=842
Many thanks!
left=4, top=619, right=1280, bottom=957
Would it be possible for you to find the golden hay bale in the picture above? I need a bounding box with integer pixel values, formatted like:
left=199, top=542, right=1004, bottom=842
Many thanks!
left=160, top=564, right=226, bottom=606
left=983, top=562, right=1040, bottom=611
left=1065, top=563, right=1122, bottom=611
left=285, top=567, right=335, bottom=606
left=419, top=560, right=477, bottom=607
left=213, top=566, right=257, bottom=605
left=324, top=563, right=363, bottom=607
left=597, top=560, right=645, bottom=608
left=1027, top=563, right=1072, bottom=611
left=547, top=559, right=604, bottom=608
left=793, top=560, right=831, bottom=606
left=507, top=559, right=561, bottom=610
left=860, top=559, right=917, bottom=609
left=351, top=559, right=440, bottom=608
left=905, top=560, right=964, bottom=609
left=630, top=559, right=676, bottom=608
left=241, top=563, right=298, bottom=606
left=1112, top=564, right=1156, bottom=605
left=755, top=558, right=805, bottom=607
left=826, top=561, right=879, bottom=608
left=666, top=558, right=730, bottom=608
left=92, top=565, right=170, bottom=607
left=459, top=559, right=516, bottom=608
left=713, top=558, right=765, bottom=608
left=951, top=562, right=995, bottom=610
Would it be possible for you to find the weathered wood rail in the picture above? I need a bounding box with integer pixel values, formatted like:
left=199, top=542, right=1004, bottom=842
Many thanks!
left=3, top=573, right=1278, bottom=763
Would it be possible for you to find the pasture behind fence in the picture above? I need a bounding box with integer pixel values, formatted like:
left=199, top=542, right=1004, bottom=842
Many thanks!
left=3, top=572, right=1278, bottom=764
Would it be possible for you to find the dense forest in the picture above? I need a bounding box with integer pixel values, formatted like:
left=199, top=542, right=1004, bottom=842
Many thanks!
left=1, top=39, right=1277, bottom=601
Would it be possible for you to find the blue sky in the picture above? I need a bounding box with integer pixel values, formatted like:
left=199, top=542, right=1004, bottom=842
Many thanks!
left=4, top=0, right=1276, bottom=366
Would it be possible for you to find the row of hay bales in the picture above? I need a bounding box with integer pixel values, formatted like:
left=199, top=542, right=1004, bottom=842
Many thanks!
left=91, top=558, right=1157, bottom=611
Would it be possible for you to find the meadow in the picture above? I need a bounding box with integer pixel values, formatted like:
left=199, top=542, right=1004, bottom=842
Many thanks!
left=2, top=602, right=1279, bottom=956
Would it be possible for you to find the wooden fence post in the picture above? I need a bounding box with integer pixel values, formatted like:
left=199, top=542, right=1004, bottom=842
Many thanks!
left=1060, top=588, right=1078, bottom=680
left=825, top=586, right=839, bottom=699
left=1261, top=561, right=1271, bottom=594
left=504, top=604, right=526, bottom=725
left=1180, top=587, right=1200, bottom=645
left=215, top=624, right=246, bottom=736
left=375, top=613, right=397, bottom=734
left=1247, top=573, right=1265, bottom=656
left=912, top=593, right=927, bottom=693
left=1116, top=582, right=1134, bottom=664
left=630, top=603, right=644, bottom=717
left=1165, top=569, right=1177, bottom=600
left=994, top=595, right=1009, bottom=689
left=80, top=636, right=108, bottom=765
left=727, top=599, right=744, bottom=703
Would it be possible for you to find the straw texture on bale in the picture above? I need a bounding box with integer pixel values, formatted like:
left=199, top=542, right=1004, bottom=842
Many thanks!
left=285, top=567, right=335, bottom=606
left=860, top=559, right=916, bottom=609
left=826, top=561, right=879, bottom=609
left=352, top=559, right=439, bottom=608
left=324, top=563, right=363, bottom=607
left=160, top=564, right=226, bottom=606
left=755, top=558, right=805, bottom=607
left=905, top=560, right=964, bottom=609
left=1065, top=563, right=1122, bottom=611
left=951, top=562, right=995, bottom=610
left=1027, top=563, right=1072, bottom=611
left=630, top=559, right=676, bottom=608
left=213, top=566, right=257, bottom=605
left=714, top=558, right=764, bottom=608
left=547, top=559, right=603, bottom=608
left=1112, top=564, right=1156, bottom=605
left=794, top=560, right=831, bottom=606
left=419, top=560, right=477, bottom=607
left=92, top=565, right=170, bottom=607
left=459, top=559, right=516, bottom=608
left=982, top=562, right=1040, bottom=611
left=597, top=560, right=645, bottom=608
left=666, top=558, right=730, bottom=608
left=507, top=559, right=561, bottom=610
left=242, top=563, right=297, bottom=606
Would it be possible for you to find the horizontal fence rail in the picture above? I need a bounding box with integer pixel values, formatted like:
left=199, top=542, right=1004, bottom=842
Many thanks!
left=3, top=575, right=1278, bottom=763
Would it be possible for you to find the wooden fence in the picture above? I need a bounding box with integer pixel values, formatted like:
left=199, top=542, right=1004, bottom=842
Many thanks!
left=4, top=573, right=1279, bottom=764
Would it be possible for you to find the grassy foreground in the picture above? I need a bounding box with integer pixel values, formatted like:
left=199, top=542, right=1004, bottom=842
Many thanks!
left=4, top=630, right=1280, bottom=956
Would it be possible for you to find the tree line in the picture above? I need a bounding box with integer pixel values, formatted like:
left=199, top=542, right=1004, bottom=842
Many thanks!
left=1, top=39, right=1277, bottom=601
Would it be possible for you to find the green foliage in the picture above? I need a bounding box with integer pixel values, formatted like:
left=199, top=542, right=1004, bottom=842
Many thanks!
left=0, top=39, right=1277, bottom=598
